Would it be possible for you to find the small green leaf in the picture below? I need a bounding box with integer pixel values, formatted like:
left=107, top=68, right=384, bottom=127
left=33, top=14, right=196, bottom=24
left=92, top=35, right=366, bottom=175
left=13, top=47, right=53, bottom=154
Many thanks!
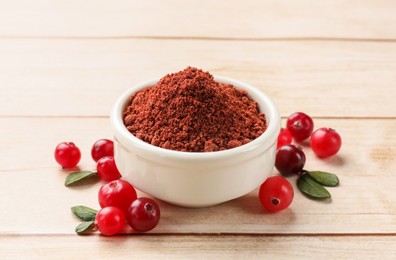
left=75, top=221, right=95, bottom=234
left=71, top=205, right=98, bottom=221
left=297, top=174, right=331, bottom=199
left=65, top=171, right=97, bottom=186
left=307, top=171, right=339, bottom=187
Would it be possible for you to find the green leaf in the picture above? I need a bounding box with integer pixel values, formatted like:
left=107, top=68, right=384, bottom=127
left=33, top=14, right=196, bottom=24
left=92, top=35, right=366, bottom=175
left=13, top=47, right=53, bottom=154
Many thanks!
left=65, top=171, right=97, bottom=186
left=307, top=171, right=339, bottom=187
left=75, top=221, right=95, bottom=234
left=297, top=174, right=331, bottom=199
left=71, top=205, right=98, bottom=221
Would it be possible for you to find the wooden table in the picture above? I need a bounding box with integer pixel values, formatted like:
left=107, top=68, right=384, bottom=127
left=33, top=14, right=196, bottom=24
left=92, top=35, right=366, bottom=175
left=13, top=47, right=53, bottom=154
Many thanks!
left=1, top=1, right=395, bottom=258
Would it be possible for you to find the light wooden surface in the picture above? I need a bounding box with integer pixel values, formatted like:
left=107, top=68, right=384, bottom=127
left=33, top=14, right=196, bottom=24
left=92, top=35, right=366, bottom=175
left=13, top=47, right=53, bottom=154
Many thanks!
left=1, top=1, right=395, bottom=259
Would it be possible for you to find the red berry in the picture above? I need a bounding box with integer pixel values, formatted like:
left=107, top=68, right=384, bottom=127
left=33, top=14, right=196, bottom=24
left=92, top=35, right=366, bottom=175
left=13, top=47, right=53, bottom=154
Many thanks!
left=96, top=156, right=121, bottom=182
left=277, top=128, right=293, bottom=149
left=259, top=176, right=294, bottom=212
left=54, top=142, right=81, bottom=168
left=95, top=206, right=125, bottom=236
left=91, top=139, right=114, bottom=162
left=98, top=180, right=137, bottom=214
left=286, top=112, right=314, bottom=142
left=275, top=144, right=306, bottom=176
left=310, top=128, right=342, bottom=158
left=126, top=198, right=160, bottom=232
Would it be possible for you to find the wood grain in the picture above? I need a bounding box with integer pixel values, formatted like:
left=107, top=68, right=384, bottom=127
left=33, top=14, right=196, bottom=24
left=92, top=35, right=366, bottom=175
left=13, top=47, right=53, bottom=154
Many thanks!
left=0, top=0, right=396, bottom=39
left=1, top=235, right=395, bottom=259
left=1, top=0, right=396, bottom=258
left=1, top=39, right=395, bottom=117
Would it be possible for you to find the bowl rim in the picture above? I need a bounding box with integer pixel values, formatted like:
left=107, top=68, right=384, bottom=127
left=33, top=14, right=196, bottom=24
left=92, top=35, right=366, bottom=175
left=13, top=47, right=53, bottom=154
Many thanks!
left=111, top=75, right=280, bottom=161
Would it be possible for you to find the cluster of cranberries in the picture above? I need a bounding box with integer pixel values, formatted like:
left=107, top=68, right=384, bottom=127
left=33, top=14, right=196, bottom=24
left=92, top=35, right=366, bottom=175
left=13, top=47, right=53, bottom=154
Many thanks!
left=54, top=139, right=160, bottom=236
left=276, top=112, right=342, bottom=176
left=258, top=112, right=342, bottom=212
left=54, top=139, right=121, bottom=181
left=97, top=179, right=160, bottom=235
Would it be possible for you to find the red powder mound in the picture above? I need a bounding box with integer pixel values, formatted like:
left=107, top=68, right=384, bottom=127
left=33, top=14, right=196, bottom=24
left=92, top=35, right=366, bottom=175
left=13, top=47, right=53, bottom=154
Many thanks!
left=123, top=67, right=267, bottom=152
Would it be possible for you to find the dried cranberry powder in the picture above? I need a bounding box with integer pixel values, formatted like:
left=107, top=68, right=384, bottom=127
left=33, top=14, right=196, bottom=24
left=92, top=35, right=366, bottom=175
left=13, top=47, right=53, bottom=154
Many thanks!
left=123, top=67, right=267, bottom=152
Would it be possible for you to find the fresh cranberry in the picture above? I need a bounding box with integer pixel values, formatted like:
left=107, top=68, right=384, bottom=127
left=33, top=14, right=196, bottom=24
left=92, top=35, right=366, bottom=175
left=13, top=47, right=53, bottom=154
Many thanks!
left=91, top=139, right=114, bottom=162
left=97, top=156, right=121, bottom=182
left=54, top=142, right=81, bottom=168
left=95, top=206, right=125, bottom=236
left=126, top=198, right=160, bottom=232
left=277, top=128, right=293, bottom=149
left=275, top=144, right=306, bottom=176
left=310, top=128, right=342, bottom=158
left=286, top=112, right=314, bottom=142
left=259, top=176, right=294, bottom=212
left=98, top=180, right=137, bottom=214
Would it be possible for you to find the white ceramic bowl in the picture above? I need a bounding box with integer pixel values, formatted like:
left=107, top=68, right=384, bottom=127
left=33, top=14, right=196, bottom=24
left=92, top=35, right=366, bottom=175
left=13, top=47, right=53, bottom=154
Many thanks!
left=111, top=76, right=280, bottom=207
